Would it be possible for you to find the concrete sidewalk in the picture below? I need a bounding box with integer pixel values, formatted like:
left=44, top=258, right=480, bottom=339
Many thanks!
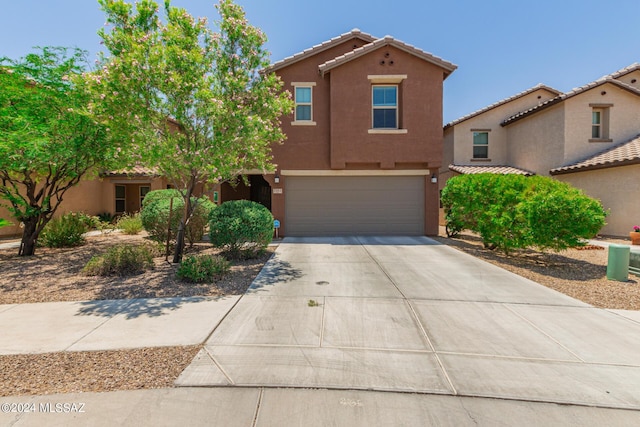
left=0, top=296, right=239, bottom=354
left=3, top=387, right=640, bottom=426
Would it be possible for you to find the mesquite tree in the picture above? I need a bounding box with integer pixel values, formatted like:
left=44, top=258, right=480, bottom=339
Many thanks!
left=0, top=48, right=118, bottom=256
left=94, top=0, right=292, bottom=262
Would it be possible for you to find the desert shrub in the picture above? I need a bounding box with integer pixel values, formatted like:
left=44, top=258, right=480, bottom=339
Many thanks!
left=116, top=213, right=143, bottom=235
left=83, top=243, right=157, bottom=276
left=441, top=174, right=607, bottom=255
left=141, top=188, right=184, bottom=209
left=209, top=200, right=273, bottom=258
left=97, top=212, right=115, bottom=224
left=141, top=190, right=215, bottom=246
left=176, top=254, right=230, bottom=283
left=39, top=212, right=92, bottom=248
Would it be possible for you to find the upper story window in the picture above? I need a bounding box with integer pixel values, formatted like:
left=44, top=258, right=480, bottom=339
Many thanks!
left=372, top=85, right=398, bottom=129
left=291, top=82, right=316, bottom=126
left=473, top=131, right=489, bottom=159
left=589, top=104, right=612, bottom=142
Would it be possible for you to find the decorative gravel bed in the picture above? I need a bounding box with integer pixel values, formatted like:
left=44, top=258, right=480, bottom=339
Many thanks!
left=0, top=346, right=201, bottom=397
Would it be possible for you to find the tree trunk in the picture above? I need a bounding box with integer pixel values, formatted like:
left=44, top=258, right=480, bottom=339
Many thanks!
left=172, top=221, right=186, bottom=264
left=19, top=218, right=39, bottom=256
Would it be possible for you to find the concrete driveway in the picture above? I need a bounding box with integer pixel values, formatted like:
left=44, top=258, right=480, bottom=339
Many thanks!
left=178, top=236, right=640, bottom=411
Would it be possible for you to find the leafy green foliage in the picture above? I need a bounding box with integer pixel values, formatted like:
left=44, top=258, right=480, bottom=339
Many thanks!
left=140, top=189, right=215, bottom=245
left=176, top=254, right=230, bottom=283
left=441, top=174, right=607, bottom=255
left=39, top=212, right=92, bottom=248
left=0, top=218, right=12, bottom=229
left=83, top=243, right=158, bottom=276
left=0, top=47, right=125, bottom=255
left=116, top=213, right=143, bottom=235
left=209, top=200, right=273, bottom=258
left=93, top=0, right=293, bottom=262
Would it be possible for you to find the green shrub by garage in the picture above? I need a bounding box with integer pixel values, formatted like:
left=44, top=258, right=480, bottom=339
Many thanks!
left=140, top=189, right=215, bottom=246
left=208, top=200, right=273, bottom=258
left=441, top=174, right=607, bottom=255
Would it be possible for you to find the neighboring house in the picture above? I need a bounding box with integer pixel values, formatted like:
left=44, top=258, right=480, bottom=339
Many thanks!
left=0, top=29, right=456, bottom=238
left=219, top=29, right=456, bottom=236
left=442, top=63, right=640, bottom=236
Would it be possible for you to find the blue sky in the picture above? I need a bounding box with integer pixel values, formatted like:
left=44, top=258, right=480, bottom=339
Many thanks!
left=1, top=0, right=638, bottom=123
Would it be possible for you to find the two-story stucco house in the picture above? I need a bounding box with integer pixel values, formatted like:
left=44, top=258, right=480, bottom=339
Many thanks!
left=0, top=29, right=456, bottom=238
left=219, top=29, right=456, bottom=236
left=442, top=64, right=640, bottom=236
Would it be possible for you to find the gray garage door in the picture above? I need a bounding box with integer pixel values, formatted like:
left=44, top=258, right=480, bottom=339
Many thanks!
left=285, top=176, right=425, bottom=236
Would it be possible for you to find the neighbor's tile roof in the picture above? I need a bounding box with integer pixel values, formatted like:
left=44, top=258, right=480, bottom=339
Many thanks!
left=102, top=165, right=159, bottom=177
left=318, top=35, right=457, bottom=78
left=263, top=29, right=376, bottom=74
left=550, top=134, right=640, bottom=175
left=502, top=64, right=640, bottom=126
left=449, top=164, right=535, bottom=176
left=444, top=84, right=562, bottom=129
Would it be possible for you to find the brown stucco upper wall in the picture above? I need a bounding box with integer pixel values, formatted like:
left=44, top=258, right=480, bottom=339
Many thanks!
left=272, top=37, right=372, bottom=171
left=506, top=103, right=565, bottom=175
left=328, top=46, right=444, bottom=169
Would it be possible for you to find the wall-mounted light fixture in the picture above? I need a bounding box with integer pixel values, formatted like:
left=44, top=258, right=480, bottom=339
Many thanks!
left=431, top=174, right=438, bottom=184
left=274, top=174, right=280, bottom=184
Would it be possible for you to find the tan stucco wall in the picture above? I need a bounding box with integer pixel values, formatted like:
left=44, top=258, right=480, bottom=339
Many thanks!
left=555, top=164, right=640, bottom=237
left=0, top=176, right=165, bottom=238
left=563, top=84, right=640, bottom=165
left=505, top=103, right=565, bottom=175
left=450, top=89, right=557, bottom=167
left=615, top=70, right=640, bottom=91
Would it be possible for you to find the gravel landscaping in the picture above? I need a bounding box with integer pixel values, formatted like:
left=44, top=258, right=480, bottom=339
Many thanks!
left=2, top=229, right=639, bottom=397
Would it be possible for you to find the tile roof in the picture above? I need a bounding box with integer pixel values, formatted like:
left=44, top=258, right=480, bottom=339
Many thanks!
left=502, top=65, right=640, bottom=126
left=102, top=165, right=159, bottom=177
left=550, top=134, right=640, bottom=175
left=444, top=84, right=561, bottom=129
left=263, top=29, right=376, bottom=73
left=318, top=35, right=457, bottom=78
left=449, top=164, right=535, bottom=176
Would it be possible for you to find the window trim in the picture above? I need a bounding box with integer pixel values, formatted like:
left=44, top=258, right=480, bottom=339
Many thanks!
left=588, top=104, right=612, bottom=142
left=291, top=82, right=316, bottom=125
left=372, top=85, right=399, bottom=130
left=471, top=129, right=490, bottom=160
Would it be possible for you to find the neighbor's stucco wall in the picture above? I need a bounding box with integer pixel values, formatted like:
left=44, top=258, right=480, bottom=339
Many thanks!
left=505, top=103, right=565, bottom=175
left=615, top=70, right=640, bottom=91
left=555, top=164, right=640, bottom=237
left=450, top=88, right=558, bottom=167
left=563, top=84, right=640, bottom=165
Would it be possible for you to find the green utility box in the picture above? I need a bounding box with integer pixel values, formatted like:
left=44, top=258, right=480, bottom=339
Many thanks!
left=607, top=244, right=630, bottom=281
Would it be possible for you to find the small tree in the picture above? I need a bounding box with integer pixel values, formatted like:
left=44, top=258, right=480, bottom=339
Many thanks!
left=0, top=48, right=120, bottom=256
left=93, top=0, right=293, bottom=262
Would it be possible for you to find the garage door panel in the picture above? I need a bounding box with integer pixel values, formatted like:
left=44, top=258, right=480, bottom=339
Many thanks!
left=286, top=176, right=425, bottom=236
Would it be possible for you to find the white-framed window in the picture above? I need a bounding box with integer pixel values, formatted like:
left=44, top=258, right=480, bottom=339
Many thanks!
left=589, top=104, right=612, bottom=142
left=291, top=82, right=316, bottom=125
left=140, top=185, right=150, bottom=208
left=473, top=131, right=489, bottom=159
left=115, top=185, right=126, bottom=214
left=372, top=85, right=398, bottom=129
